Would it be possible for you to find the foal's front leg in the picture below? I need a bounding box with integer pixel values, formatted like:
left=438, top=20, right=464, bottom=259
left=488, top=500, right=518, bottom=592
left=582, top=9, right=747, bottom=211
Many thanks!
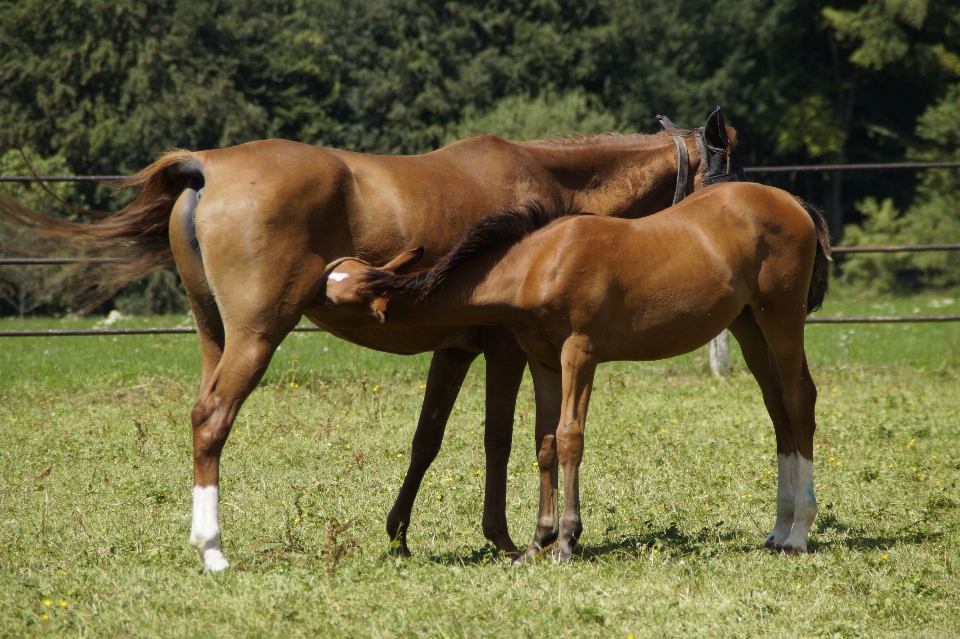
left=554, top=334, right=598, bottom=561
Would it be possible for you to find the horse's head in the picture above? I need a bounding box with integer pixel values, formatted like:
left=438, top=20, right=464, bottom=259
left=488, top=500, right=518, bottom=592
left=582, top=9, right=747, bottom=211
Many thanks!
left=657, top=107, right=747, bottom=196
left=323, top=248, right=424, bottom=322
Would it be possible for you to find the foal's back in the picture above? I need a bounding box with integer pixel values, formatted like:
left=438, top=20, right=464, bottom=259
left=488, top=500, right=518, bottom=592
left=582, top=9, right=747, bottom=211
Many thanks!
left=497, top=183, right=817, bottom=363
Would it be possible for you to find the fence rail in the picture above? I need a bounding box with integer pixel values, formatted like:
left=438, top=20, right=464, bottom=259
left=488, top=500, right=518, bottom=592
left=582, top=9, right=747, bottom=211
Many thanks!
left=0, top=326, right=323, bottom=337
left=0, top=257, right=123, bottom=264
left=744, top=161, right=960, bottom=174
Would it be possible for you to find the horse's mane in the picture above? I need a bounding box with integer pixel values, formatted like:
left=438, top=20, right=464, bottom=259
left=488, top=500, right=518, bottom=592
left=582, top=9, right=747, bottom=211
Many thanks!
left=362, top=200, right=584, bottom=300
left=518, top=129, right=696, bottom=150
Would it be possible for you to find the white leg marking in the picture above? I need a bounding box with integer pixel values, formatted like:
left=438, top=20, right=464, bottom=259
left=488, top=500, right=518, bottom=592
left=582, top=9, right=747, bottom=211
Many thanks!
left=767, top=453, right=796, bottom=547
left=189, top=485, right=230, bottom=571
left=783, top=455, right=817, bottom=552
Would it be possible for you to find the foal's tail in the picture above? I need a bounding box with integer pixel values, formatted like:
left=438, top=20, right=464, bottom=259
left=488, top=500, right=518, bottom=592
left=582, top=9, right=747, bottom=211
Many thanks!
left=795, top=197, right=831, bottom=313
left=0, top=150, right=201, bottom=312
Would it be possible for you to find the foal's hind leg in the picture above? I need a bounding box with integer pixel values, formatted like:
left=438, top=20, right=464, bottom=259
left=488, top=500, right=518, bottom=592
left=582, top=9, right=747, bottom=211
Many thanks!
left=728, top=309, right=796, bottom=549
left=522, top=358, right=562, bottom=562
left=747, top=306, right=819, bottom=553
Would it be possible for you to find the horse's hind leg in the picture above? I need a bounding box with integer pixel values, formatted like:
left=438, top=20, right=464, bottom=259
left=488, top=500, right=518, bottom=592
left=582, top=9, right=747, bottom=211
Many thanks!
left=387, top=347, right=477, bottom=555
left=743, top=306, right=819, bottom=553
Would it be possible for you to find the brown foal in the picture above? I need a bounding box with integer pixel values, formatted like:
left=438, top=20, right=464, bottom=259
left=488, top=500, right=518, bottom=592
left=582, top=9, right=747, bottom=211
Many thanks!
left=0, top=109, right=745, bottom=570
left=325, top=181, right=831, bottom=560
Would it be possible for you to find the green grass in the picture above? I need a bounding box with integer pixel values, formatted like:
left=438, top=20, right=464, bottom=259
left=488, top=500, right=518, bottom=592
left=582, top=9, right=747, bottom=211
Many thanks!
left=2, top=291, right=959, bottom=637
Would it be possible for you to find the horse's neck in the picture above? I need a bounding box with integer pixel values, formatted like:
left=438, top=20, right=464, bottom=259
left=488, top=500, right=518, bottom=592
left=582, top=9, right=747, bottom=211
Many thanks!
left=519, top=135, right=694, bottom=216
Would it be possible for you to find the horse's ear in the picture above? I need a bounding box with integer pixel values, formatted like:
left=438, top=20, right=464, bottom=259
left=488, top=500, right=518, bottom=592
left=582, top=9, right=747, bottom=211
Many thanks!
left=382, top=247, right=424, bottom=274
left=704, top=107, right=730, bottom=149
left=656, top=115, right=680, bottom=132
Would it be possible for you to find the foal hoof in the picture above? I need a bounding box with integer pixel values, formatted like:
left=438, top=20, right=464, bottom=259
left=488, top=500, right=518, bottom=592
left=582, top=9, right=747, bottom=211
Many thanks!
left=387, top=541, right=412, bottom=558
left=763, top=534, right=781, bottom=551
left=516, top=541, right=558, bottom=564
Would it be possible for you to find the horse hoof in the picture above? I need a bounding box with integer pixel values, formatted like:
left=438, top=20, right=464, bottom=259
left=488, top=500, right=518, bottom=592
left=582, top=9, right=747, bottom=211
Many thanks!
left=780, top=544, right=806, bottom=556
left=763, top=534, right=781, bottom=551
left=387, top=541, right=412, bottom=558
left=201, top=548, right=231, bottom=572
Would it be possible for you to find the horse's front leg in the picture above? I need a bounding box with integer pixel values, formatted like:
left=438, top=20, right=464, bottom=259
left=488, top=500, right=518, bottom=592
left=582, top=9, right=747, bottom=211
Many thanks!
left=555, top=334, right=598, bottom=561
left=478, top=327, right=527, bottom=557
left=387, top=347, right=477, bottom=555
left=521, top=358, right=562, bottom=562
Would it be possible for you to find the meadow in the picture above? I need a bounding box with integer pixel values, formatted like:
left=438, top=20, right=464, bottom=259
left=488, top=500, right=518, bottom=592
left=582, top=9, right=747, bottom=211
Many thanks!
left=1, top=292, right=959, bottom=638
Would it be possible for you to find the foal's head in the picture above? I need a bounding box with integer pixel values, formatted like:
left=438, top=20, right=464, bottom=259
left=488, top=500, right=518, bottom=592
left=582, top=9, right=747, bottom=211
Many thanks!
left=323, top=249, right=424, bottom=322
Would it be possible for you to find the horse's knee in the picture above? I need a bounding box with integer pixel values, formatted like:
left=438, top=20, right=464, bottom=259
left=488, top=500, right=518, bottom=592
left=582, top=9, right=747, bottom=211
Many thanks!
left=555, top=425, right=584, bottom=465
left=536, top=434, right=557, bottom=470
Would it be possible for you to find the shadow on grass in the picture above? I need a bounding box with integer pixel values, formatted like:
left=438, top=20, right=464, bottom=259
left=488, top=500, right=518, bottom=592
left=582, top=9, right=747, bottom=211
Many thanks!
left=809, top=510, right=947, bottom=552
left=423, top=514, right=951, bottom=567
left=423, top=521, right=757, bottom=567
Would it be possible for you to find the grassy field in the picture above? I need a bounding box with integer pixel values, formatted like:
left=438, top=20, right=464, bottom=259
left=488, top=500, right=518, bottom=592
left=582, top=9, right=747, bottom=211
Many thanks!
left=2, top=292, right=959, bottom=638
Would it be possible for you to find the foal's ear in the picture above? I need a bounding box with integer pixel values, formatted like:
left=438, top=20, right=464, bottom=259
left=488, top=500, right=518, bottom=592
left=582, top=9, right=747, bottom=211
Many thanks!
left=382, top=247, right=424, bottom=274
left=704, top=106, right=730, bottom=150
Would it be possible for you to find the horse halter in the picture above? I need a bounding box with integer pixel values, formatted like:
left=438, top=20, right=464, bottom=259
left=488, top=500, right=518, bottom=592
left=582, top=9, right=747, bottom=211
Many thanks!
left=656, top=110, right=748, bottom=206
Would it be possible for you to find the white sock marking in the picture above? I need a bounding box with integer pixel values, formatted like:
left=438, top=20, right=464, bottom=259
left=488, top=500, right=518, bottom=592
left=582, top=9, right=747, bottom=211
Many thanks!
left=783, top=455, right=817, bottom=551
left=768, top=453, right=796, bottom=546
left=189, top=485, right=230, bottom=571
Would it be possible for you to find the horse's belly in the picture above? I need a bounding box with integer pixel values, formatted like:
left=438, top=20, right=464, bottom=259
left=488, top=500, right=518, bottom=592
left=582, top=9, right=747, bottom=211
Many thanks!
left=302, top=308, right=482, bottom=355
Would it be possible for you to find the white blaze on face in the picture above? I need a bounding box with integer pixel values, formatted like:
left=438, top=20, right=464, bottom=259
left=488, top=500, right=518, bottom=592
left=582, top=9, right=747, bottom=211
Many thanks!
left=328, top=271, right=349, bottom=282
left=189, top=485, right=230, bottom=572
left=782, top=455, right=817, bottom=551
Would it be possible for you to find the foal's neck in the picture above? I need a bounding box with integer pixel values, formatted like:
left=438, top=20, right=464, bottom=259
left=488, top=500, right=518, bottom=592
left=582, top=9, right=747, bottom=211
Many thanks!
left=519, top=133, right=697, bottom=217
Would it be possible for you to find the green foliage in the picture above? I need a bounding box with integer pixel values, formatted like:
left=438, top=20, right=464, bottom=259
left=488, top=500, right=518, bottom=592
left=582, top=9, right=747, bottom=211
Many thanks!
left=112, top=270, right=190, bottom=316
left=0, top=148, right=84, bottom=317
left=823, top=0, right=929, bottom=70
left=446, top=89, right=619, bottom=142
left=776, top=94, right=846, bottom=157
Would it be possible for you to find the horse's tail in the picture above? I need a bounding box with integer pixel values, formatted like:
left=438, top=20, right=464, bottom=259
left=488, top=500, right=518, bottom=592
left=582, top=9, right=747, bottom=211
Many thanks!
left=0, top=150, right=202, bottom=312
left=794, top=196, right=831, bottom=313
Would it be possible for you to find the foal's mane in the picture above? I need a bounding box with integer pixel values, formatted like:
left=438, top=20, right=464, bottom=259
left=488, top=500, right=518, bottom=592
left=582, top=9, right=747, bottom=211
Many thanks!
left=363, top=200, right=583, bottom=300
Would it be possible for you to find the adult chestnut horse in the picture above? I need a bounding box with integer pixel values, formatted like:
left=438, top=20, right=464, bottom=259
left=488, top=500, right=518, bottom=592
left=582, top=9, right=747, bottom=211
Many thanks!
left=0, top=109, right=744, bottom=571
left=325, top=181, right=830, bottom=560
